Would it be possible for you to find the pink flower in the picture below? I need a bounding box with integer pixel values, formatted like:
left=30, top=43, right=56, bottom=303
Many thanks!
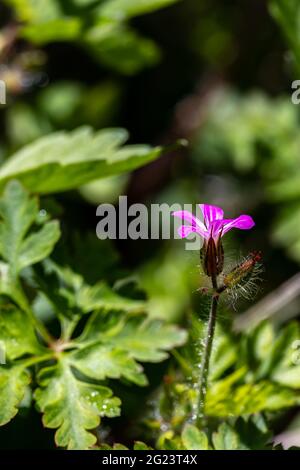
left=172, top=204, right=255, bottom=241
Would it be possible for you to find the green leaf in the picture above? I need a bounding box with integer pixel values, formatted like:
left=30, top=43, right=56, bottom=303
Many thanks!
left=98, top=0, right=179, bottom=20
left=80, top=311, right=187, bottom=362
left=34, top=360, right=121, bottom=450
left=60, top=232, right=121, bottom=285
left=181, top=424, right=209, bottom=450
left=68, top=311, right=186, bottom=393
left=0, top=365, right=31, bottom=425
left=34, top=261, right=82, bottom=320
left=85, top=24, right=160, bottom=74
left=269, top=323, right=300, bottom=388
left=5, top=0, right=62, bottom=23
left=0, top=127, right=163, bottom=194
left=35, top=260, right=145, bottom=320
left=212, top=423, right=241, bottom=450
left=0, top=303, right=44, bottom=360
left=139, top=247, right=197, bottom=322
left=112, top=316, right=187, bottom=362
left=233, top=416, right=272, bottom=450
left=6, top=103, right=52, bottom=148
left=133, top=441, right=153, bottom=450
left=18, top=222, right=60, bottom=271
left=77, top=282, right=146, bottom=314
left=71, top=345, right=148, bottom=386
left=4, top=0, right=81, bottom=44
left=269, top=0, right=300, bottom=73
left=0, top=181, right=60, bottom=299
left=206, top=369, right=300, bottom=417
left=248, top=321, right=300, bottom=389
left=72, top=0, right=97, bottom=6
left=22, top=18, right=81, bottom=44
left=112, top=443, right=129, bottom=450
left=72, top=311, right=186, bottom=386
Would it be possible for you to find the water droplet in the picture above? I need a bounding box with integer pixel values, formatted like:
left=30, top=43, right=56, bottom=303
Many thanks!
left=39, top=209, right=47, bottom=217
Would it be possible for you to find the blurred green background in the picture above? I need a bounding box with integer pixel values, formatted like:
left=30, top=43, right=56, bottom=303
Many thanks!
left=1, top=0, right=300, bottom=449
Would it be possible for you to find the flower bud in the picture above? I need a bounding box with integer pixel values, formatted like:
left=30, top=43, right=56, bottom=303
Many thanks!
left=200, top=235, right=224, bottom=277
left=223, top=251, right=262, bottom=289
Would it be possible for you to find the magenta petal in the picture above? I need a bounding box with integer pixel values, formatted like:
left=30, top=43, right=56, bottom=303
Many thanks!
left=199, top=204, right=224, bottom=228
left=221, top=215, right=255, bottom=235
left=211, top=220, right=225, bottom=239
left=177, top=225, right=198, bottom=238
left=172, top=210, right=207, bottom=237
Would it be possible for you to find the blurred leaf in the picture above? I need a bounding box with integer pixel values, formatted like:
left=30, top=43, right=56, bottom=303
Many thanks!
left=0, top=127, right=163, bottom=194
left=85, top=23, right=160, bottom=74
left=193, top=89, right=298, bottom=173
left=163, top=419, right=271, bottom=450
left=5, top=0, right=62, bottom=23
left=98, top=0, right=179, bottom=20
left=206, top=372, right=299, bottom=417
left=272, top=205, right=300, bottom=262
left=6, top=0, right=178, bottom=72
left=5, top=0, right=81, bottom=43
left=57, top=233, right=121, bottom=285
left=139, top=247, right=197, bottom=321
left=77, top=281, right=146, bottom=314
left=80, top=175, right=128, bottom=205
left=70, top=0, right=97, bottom=6
left=37, top=82, right=84, bottom=126
left=181, top=424, right=209, bottom=450
left=234, top=416, right=272, bottom=450
left=268, top=323, right=300, bottom=388
left=0, top=180, right=60, bottom=285
left=35, top=259, right=145, bottom=319
left=6, top=103, right=52, bottom=148
left=111, top=443, right=130, bottom=449
left=243, top=321, right=300, bottom=389
left=37, top=81, right=121, bottom=129
left=21, top=18, right=81, bottom=44
left=0, top=365, right=31, bottom=426
left=212, top=423, right=242, bottom=450
left=0, top=303, right=44, bottom=360
left=269, top=0, right=300, bottom=72
left=98, top=441, right=152, bottom=450
left=133, top=441, right=153, bottom=450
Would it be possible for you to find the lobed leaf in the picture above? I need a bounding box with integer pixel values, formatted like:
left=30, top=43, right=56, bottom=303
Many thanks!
left=0, top=303, right=45, bottom=360
left=72, top=311, right=186, bottom=385
left=0, top=365, right=31, bottom=426
left=181, top=424, right=209, bottom=450
left=71, top=345, right=148, bottom=386
left=98, top=0, right=179, bottom=20
left=0, top=127, right=163, bottom=194
left=206, top=369, right=300, bottom=417
left=79, top=311, right=187, bottom=361
left=34, top=359, right=121, bottom=450
left=0, top=181, right=60, bottom=312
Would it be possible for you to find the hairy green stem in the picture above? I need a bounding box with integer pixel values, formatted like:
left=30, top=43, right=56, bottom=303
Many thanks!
left=196, top=273, right=219, bottom=427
